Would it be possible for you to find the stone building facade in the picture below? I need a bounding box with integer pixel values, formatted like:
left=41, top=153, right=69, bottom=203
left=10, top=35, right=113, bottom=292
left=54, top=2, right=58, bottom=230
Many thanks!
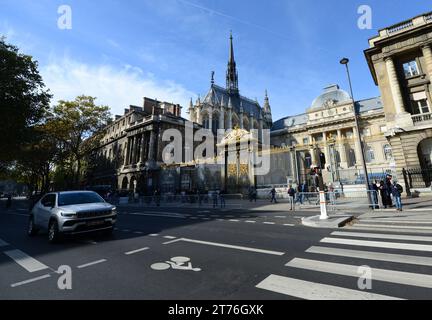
left=365, top=11, right=432, bottom=191
left=265, top=85, right=394, bottom=187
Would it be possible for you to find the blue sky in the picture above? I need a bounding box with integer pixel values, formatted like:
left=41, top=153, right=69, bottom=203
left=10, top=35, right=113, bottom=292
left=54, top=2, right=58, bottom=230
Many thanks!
left=1, top=0, right=431, bottom=121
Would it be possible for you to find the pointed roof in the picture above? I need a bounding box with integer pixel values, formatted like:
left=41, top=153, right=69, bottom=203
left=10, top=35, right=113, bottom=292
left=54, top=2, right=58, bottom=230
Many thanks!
left=263, top=90, right=271, bottom=113
left=226, top=32, right=239, bottom=92
left=203, top=85, right=221, bottom=106
left=229, top=31, right=235, bottom=66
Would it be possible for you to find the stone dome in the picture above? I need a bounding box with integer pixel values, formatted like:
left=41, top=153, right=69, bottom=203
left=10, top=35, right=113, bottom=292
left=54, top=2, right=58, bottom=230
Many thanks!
left=310, top=84, right=351, bottom=110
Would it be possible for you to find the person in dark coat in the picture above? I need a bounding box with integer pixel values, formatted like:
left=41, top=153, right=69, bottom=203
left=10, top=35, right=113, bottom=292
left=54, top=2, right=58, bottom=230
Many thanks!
left=379, top=180, right=389, bottom=208
left=391, top=182, right=403, bottom=211
left=269, top=187, right=277, bottom=203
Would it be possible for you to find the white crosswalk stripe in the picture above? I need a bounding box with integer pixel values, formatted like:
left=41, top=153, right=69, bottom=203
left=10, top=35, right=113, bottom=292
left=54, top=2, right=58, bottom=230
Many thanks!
left=286, top=258, right=432, bottom=288
left=255, top=230, right=432, bottom=299
left=321, top=237, right=432, bottom=252
left=306, top=246, right=432, bottom=267
left=256, top=274, right=403, bottom=300
left=331, top=231, right=432, bottom=242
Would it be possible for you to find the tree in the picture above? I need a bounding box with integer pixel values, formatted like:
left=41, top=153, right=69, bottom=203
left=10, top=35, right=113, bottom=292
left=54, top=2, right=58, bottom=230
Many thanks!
left=0, top=37, right=51, bottom=165
left=48, top=96, right=111, bottom=188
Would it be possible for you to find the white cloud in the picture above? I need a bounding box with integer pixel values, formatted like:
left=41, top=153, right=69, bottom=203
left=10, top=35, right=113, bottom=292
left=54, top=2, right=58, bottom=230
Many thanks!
left=40, top=57, right=196, bottom=117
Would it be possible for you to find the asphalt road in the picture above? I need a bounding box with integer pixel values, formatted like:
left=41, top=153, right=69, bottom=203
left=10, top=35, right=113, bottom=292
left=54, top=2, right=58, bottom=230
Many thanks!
left=0, top=199, right=431, bottom=300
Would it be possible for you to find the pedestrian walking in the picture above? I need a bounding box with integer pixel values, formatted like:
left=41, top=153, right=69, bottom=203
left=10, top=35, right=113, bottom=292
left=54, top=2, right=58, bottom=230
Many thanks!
left=391, top=181, right=403, bottom=211
left=370, top=181, right=380, bottom=209
left=287, top=185, right=296, bottom=211
left=219, top=189, right=226, bottom=209
left=269, top=187, right=278, bottom=203
left=379, top=180, right=392, bottom=208
left=212, top=191, right=218, bottom=208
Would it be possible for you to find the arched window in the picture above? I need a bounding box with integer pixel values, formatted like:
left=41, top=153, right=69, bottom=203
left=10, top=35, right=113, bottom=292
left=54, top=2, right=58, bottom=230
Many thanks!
left=383, top=144, right=393, bottom=161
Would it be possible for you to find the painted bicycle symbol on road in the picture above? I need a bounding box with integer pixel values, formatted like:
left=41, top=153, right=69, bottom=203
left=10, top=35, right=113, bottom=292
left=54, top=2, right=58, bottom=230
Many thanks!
left=151, top=256, right=201, bottom=272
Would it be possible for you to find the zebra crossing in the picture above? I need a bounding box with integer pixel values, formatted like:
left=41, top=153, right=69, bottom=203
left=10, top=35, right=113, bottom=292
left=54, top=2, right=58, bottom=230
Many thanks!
left=256, top=230, right=432, bottom=300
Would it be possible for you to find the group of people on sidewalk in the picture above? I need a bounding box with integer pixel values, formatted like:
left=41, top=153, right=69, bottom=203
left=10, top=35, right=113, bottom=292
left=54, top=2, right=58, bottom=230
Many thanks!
left=370, top=174, right=404, bottom=211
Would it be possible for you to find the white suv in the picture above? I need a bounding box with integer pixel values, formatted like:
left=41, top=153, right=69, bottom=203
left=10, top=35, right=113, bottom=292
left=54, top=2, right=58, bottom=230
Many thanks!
left=28, top=191, right=117, bottom=243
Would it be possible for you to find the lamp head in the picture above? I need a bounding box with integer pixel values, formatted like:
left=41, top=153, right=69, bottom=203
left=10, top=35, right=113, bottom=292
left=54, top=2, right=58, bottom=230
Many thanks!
left=340, top=58, right=349, bottom=65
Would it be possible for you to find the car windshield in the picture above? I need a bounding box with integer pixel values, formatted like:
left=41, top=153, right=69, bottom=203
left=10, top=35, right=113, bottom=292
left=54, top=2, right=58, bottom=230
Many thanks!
left=58, top=192, right=105, bottom=206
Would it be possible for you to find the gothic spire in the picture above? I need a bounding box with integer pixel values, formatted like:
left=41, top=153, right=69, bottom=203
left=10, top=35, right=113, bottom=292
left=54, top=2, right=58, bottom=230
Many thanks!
left=226, top=31, right=239, bottom=94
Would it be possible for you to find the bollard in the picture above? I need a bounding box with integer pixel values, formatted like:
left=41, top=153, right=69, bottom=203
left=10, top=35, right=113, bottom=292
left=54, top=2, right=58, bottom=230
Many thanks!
left=319, top=191, right=328, bottom=220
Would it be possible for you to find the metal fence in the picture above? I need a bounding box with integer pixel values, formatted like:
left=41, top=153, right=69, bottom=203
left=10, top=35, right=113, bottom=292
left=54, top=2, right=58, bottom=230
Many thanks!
left=402, top=167, right=432, bottom=196
left=290, top=191, right=379, bottom=211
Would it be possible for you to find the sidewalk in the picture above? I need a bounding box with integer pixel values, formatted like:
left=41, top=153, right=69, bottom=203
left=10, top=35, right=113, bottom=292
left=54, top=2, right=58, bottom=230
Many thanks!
left=347, top=196, right=432, bottom=234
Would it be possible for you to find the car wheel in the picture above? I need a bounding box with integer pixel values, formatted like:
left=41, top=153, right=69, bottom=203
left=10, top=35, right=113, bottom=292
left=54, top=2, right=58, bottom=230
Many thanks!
left=27, top=216, right=39, bottom=237
left=48, top=220, right=61, bottom=243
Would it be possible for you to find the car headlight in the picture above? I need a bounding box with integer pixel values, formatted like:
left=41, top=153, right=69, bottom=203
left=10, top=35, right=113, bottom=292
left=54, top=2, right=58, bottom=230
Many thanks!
left=61, top=212, right=77, bottom=218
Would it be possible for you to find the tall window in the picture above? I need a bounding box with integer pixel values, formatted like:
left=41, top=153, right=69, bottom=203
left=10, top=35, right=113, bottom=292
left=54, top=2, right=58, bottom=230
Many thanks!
left=383, top=144, right=393, bottom=161
left=412, top=99, right=430, bottom=115
left=403, top=60, right=419, bottom=78
left=362, top=128, right=371, bottom=137
left=365, top=145, right=375, bottom=163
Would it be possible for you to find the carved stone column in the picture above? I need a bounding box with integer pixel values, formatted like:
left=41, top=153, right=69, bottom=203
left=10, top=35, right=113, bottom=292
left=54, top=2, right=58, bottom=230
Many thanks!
left=337, top=129, right=347, bottom=165
left=422, top=44, right=432, bottom=79
left=385, top=56, right=406, bottom=114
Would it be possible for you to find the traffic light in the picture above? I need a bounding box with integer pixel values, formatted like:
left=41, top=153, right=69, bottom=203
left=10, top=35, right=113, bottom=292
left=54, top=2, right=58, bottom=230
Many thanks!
left=319, top=152, right=326, bottom=169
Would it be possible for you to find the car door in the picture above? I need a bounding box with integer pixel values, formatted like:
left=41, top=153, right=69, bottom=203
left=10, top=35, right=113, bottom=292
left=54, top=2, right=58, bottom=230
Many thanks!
left=39, top=194, right=56, bottom=229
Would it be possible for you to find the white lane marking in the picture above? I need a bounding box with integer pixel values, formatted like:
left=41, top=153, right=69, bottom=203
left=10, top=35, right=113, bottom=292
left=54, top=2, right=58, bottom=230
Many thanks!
left=332, top=231, right=432, bottom=242
left=321, top=237, right=432, bottom=252
left=163, top=238, right=284, bottom=256
left=0, top=238, right=9, bottom=247
left=125, top=247, right=149, bottom=255
left=275, top=216, right=287, bottom=218
left=122, top=229, right=130, bottom=232
left=10, top=274, right=51, bottom=288
left=360, top=219, right=432, bottom=224
left=163, top=236, right=176, bottom=239
left=354, top=224, right=432, bottom=230
left=126, top=212, right=186, bottom=219
left=4, top=250, right=49, bottom=273
left=229, top=219, right=240, bottom=222
left=284, top=224, right=295, bottom=227
left=286, top=258, right=432, bottom=289
left=245, top=221, right=257, bottom=223
left=256, top=274, right=402, bottom=300
left=216, top=219, right=224, bottom=221
left=77, top=259, right=107, bottom=269
left=263, top=222, right=276, bottom=225
left=306, top=246, right=432, bottom=267
left=149, top=234, right=159, bottom=237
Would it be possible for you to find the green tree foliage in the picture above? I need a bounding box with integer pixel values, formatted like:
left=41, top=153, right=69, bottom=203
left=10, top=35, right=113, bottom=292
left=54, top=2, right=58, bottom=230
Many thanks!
left=48, top=95, right=112, bottom=188
left=0, top=37, right=51, bottom=165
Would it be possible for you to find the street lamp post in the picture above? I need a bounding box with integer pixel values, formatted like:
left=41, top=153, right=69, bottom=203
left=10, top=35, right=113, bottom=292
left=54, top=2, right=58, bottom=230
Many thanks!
left=340, top=58, right=372, bottom=205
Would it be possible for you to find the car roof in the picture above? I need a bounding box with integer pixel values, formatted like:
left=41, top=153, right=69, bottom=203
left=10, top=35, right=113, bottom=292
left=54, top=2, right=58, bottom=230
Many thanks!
left=57, top=191, right=97, bottom=195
